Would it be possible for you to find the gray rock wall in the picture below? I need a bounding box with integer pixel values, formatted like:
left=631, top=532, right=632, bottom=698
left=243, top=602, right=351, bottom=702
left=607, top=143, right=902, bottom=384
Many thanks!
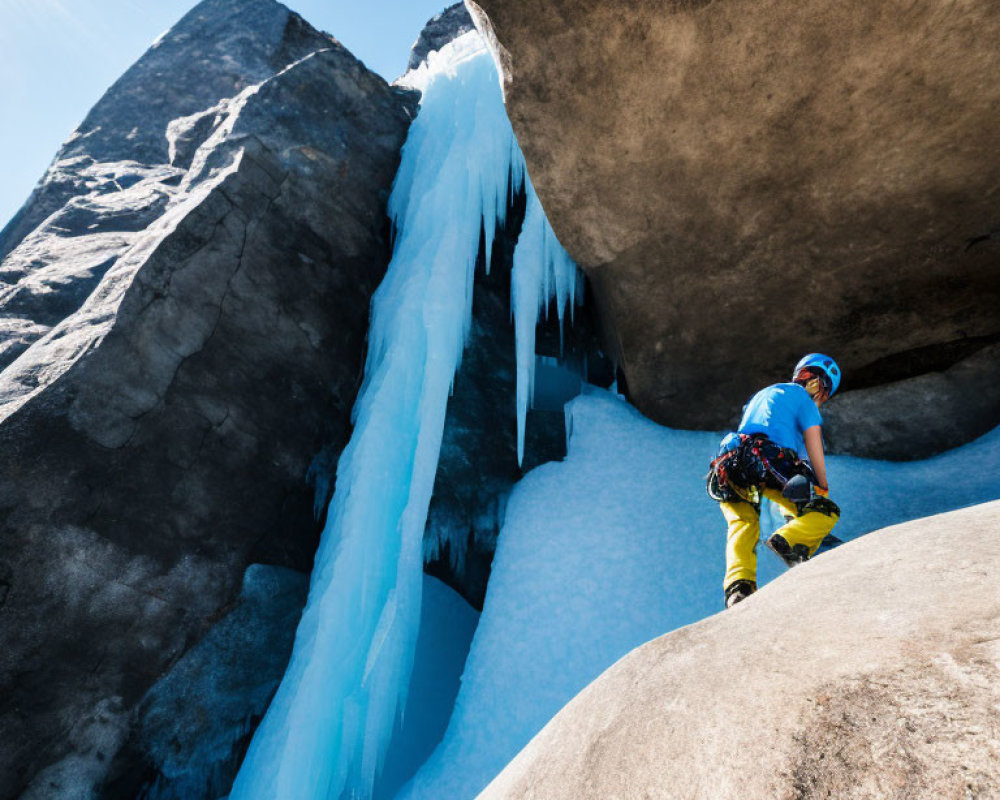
left=823, top=343, right=1000, bottom=459
left=0, top=1, right=416, bottom=797
left=0, top=0, right=332, bottom=263
left=120, top=565, right=309, bottom=800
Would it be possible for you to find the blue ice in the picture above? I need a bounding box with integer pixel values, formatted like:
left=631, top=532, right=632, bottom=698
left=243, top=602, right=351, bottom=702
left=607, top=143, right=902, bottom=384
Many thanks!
left=229, top=30, right=579, bottom=800
left=398, top=388, right=1000, bottom=800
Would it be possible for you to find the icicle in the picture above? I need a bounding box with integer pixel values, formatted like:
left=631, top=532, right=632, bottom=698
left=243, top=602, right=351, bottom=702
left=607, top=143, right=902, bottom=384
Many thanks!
left=510, top=181, right=581, bottom=466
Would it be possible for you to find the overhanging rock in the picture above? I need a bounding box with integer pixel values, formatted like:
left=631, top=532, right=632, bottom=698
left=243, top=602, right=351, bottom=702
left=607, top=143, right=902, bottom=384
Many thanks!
left=467, top=0, right=1000, bottom=453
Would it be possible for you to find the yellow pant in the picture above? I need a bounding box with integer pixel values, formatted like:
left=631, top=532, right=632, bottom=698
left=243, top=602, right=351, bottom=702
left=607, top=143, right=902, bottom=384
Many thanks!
left=721, top=488, right=839, bottom=589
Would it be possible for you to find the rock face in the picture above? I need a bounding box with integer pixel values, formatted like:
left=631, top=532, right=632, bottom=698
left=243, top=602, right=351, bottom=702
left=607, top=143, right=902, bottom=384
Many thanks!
left=823, top=342, right=1000, bottom=459
left=0, top=0, right=354, bottom=368
left=467, top=0, right=1000, bottom=450
left=479, top=500, right=1000, bottom=800
left=0, top=1, right=416, bottom=797
left=115, top=565, right=309, bottom=800
left=407, top=4, right=476, bottom=72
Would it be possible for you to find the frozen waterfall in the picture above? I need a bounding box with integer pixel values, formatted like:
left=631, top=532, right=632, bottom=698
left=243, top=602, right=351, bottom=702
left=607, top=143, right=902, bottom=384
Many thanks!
left=229, top=30, right=580, bottom=800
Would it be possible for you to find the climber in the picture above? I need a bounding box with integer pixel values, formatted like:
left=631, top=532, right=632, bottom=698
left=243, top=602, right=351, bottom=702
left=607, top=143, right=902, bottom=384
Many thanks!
left=706, top=353, right=843, bottom=608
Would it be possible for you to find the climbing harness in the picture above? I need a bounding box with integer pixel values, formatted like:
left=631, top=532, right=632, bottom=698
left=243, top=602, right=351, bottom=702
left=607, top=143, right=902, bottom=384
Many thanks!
left=705, top=432, right=816, bottom=510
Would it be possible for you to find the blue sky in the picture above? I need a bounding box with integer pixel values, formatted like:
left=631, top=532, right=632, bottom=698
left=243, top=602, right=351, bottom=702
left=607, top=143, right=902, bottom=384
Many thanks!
left=0, top=0, right=450, bottom=230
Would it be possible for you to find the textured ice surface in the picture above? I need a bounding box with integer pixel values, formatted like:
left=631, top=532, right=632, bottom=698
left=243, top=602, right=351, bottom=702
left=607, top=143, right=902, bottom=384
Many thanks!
left=511, top=192, right=579, bottom=465
left=398, top=388, right=1000, bottom=800
left=374, top=576, right=478, bottom=800
left=230, top=30, right=578, bottom=800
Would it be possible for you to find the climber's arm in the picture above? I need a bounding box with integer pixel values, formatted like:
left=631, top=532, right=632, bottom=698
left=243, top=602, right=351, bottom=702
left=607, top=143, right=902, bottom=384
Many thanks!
left=803, top=425, right=829, bottom=493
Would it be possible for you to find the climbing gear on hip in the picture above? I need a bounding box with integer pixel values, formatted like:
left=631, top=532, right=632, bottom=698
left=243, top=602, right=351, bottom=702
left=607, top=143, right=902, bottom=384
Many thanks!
left=781, top=474, right=812, bottom=504
left=706, top=432, right=815, bottom=508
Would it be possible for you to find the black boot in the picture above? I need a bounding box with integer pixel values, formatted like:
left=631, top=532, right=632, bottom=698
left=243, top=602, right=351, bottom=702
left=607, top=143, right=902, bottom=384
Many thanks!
left=766, top=533, right=810, bottom=568
left=724, top=579, right=757, bottom=608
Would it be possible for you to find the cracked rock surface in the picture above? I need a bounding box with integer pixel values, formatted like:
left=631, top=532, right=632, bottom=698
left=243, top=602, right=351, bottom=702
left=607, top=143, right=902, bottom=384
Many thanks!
left=0, top=0, right=416, bottom=797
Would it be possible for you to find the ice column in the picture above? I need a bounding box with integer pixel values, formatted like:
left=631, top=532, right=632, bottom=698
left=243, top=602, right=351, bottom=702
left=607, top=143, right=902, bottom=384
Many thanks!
left=511, top=190, right=579, bottom=465
left=229, top=31, right=579, bottom=800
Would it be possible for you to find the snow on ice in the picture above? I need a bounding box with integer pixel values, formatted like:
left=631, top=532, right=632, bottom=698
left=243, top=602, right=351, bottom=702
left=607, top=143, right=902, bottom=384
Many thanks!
left=398, top=388, right=1000, bottom=800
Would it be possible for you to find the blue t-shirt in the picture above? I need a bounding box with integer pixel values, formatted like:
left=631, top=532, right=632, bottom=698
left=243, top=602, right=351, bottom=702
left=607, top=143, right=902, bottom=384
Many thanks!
left=737, top=382, right=822, bottom=458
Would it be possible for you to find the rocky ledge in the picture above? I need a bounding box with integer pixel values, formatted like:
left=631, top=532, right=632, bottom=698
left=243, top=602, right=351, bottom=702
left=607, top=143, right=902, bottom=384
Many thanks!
left=480, top=500, right=1000, bottom=800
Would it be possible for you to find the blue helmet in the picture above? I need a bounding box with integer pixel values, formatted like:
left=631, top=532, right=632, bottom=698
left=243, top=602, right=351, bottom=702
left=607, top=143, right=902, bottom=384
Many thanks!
left=793, top=353, right=842, bottom=396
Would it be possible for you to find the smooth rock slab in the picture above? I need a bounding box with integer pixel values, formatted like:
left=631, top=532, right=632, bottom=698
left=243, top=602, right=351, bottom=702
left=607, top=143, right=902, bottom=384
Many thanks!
left=479, top=501, right=1000, bottom=800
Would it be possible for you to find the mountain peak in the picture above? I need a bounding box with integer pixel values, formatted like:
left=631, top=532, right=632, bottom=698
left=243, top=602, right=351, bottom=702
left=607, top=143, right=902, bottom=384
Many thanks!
left=407, top=3, right=477, bottom=72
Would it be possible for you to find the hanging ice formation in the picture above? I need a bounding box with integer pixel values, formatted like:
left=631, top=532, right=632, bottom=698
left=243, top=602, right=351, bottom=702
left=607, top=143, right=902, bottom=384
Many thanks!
left=511, top=191, right=578, bottom=464
left=229, top=29, right=580, bottom=800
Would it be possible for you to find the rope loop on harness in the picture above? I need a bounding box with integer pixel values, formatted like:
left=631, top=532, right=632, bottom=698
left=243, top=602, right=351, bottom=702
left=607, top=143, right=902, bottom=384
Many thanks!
left=705, top=432, right=815, bottom=509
